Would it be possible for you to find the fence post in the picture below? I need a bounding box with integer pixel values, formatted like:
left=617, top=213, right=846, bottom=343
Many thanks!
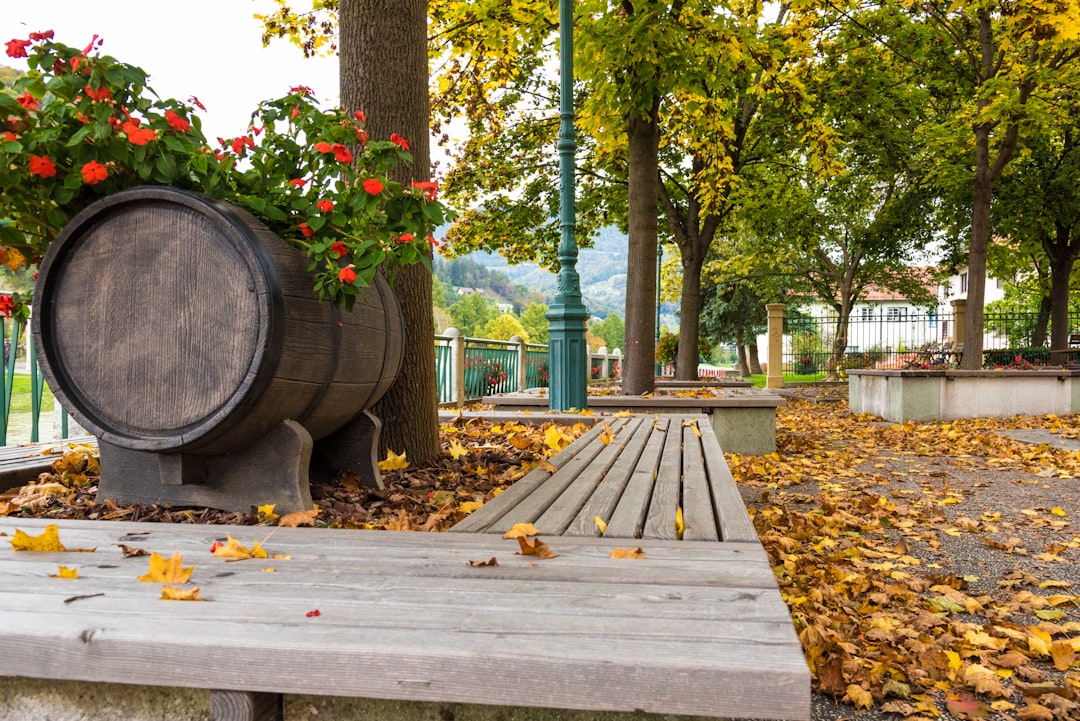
left=511, top=335, right=527, bottom=392
left=766, top=303, right=785, bottom=389
left=951, top=299, right=967, bottom=352
left=446, top=327, right=466, bottom=408
left=612, top=348, right=622, bottom=380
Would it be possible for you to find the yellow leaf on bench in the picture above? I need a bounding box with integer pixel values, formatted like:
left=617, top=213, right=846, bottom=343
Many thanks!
left=610, top=548, right=646, bottom=559
left=503, top=523, right=540, bottom=539
left=10, top=524, right=66, bottom=552
left=138, top=552, right=194, bottom=584
left=51, top=566, right=78, bottom=579
left=676, top=507, right=685, bottom=540
left=161, top=585, right=202, bottom=601
left=544, top=425, right=570, bottom=451
left=212, top=535, right=268, bottom=560
left=594, top=516, right=607, bottom=534
left=516, top=536, right=558, bottom=559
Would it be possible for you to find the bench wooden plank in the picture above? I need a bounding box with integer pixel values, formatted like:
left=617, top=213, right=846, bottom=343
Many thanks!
left=681, top=420, right=719, bottom=542
left=448, top=420, right=612, bottom=534
left=0, top=436, right=96, bottom=487
left=642, top=417, right=684, bottom=540
left=700, top=420, right=759, bottom=542
left=533, top=417, right=644, bottom=534
left=0, top=517, right=811, bottom=721
left=604, top=416, right=669, bottom=538
left=563, top=414, right=657, bottom=537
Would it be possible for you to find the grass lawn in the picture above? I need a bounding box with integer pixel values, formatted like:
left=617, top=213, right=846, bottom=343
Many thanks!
left=6, top=373, right=55, bottom=414
left=747, top=372, right=830, bottom=387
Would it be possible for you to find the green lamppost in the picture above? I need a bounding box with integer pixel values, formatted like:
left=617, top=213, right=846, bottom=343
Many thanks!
left=546, top=0, right=588, bottom=411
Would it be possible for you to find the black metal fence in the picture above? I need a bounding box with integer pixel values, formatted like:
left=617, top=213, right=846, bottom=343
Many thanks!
left=782, top=309, right=1080, bottom=377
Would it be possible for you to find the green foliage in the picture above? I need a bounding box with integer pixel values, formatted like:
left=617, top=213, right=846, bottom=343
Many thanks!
left=449, top=291, right=497, bottom=337
left=1, top=33, right=449, bottom=313
left=519, top=302, right=549, bottom=345
left=590, top=313, right=624, bottom=352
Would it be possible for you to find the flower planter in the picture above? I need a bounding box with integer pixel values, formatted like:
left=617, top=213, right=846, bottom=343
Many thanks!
left=848, top=368, right=1080, bottom=422
left=32, top=187, right=403, bottom=512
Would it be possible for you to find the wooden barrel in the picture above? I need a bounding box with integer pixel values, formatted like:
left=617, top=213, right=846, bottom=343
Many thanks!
left=32, top=186, right=403, bottom=456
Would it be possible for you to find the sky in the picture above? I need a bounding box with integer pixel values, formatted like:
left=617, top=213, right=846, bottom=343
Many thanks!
left=1, top=1, right=340, bottom=143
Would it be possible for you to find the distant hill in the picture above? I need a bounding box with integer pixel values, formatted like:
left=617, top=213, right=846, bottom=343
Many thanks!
left=462, top=226, right=678, bottom=326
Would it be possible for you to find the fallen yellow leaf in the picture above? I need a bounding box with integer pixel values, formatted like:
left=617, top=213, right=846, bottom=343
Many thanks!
left=594, top=515, right=608, bottom=534
left=211, top=535, right=267, bottom=560
left=377, top=448, right=410, bottom=471
left=544, top=424, right=570, bottom=451
left=448, top=440, right=469, bottom=459
left=51, top=566, right=78, bottom=579
left=138, top=552, right=194, bottom=584
left=503, top=523, right=540, bottom=539
left=676, top=507, right=685, bottom=540
left=610, top=547, right=646, bottom=559
left=160, top=585, right=202, bottom=601
left=459, top=501, right=484, bottom=514
left=256, top=504, right=279, bottom=523
left=10, top=524, right=66, bottom=552
left=516, top=536, right=557, bottom=559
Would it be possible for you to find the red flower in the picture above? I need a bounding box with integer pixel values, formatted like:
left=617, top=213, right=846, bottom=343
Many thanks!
left=353, top=109, right=366, bottom=122
left=123, top=118, right=156, bottom=146
left=28, top=31, right=54, bottom=42
left=289, top=178, right=307, bottom=187
left=0, top=295, right=14, bottom=318
left=362, top=178, right=384, bottom=195
left=5, top=38, right=31, bottom=58
left=389, top=133, right=410, bottom=151
left=331, top=144, right=352, bottom=163
left=411, top=180, right=438, bottom=201
left=339, top=265, right=357, bottom=284
left=231, top=136, right=254, bottom=154
left=317, top=199, right=334, bottom=213
left=355, top=130, right=368, bottom=145
left=165, top=110, right=190, bottom=133
left=188, top=95, right=206, bottom=111
left=16, top=92, right=38, bottom=111
left=290, top=85, right=314, bottom=95
left=2, top=131, right=17, bottom=142
left=81, top=160, right=108, bottom=185
left=395, top=233, right=415, bottom=244
left=28, top=155, right=56, bottom=178
left=428, top=235, right=440, bottom=247
left=313, top=141, right=332, bottom=154
left=299, top=222, right=314, bottom=238
left=329, top=241, right=348, bottom=257
left=82, top=34, right=101, bottom=56
left=84, top=84, right=112, bottom=102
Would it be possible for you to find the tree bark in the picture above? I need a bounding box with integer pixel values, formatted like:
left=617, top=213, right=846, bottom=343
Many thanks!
left=1047, top=223, right=1080, bottom=362
left=746, top=341, right=762, bottom=375
left=964, top=126, right=993, bottom=370
left=339, top=0, right=440, bottom=462
left=622, top=100, right=661, bottom=395
left=734, top=329, right=749, bottom=377
left=675, top=252, right=703, bottom=380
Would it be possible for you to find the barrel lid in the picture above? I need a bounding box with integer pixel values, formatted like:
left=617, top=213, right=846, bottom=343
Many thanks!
left=33, top=187, right=281, bottom=451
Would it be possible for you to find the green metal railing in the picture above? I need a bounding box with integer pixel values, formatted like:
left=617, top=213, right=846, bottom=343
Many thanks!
left=464, top=339, right=519, bottom=399
left=1, top=319, right=68, bottom=447
left=525, top=345, right=549, bottom=388
left=434, top=335, right=455, bottom=405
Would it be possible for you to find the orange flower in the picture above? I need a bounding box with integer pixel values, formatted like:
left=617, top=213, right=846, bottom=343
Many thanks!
left=331, top=144, right=352, bottom=163
left=338, top=265, right=357, bottom=284
left=123, top=118, right=155, bottom=146
left=362, top=178, right=383, bottom=195
left=164, top=110, right=190, bottom=133
left=231, top=136, right=254, bottom=154
left=0, top=294, right=14, bottom=318
left=317, top=199, right=334, bottom=213
left=28, top=155, right=56, bottom=178
left=16, top=91, right=38, bottom=111
left=411, top=180, right=438, bottom=201
left=84, top=84, right=112, bottom=102
left=390, top=133, right=410, bottom=151
left=5, top=39, right=31, bottom=58
left=299, top=222, right=314, bottom=238
left=313, top=141, right=332, bottom=154
left=353, top=110, right=366, bottom=122
left=289, top=178, right=306, bottom=187
left=395, top=232, right=415, bottom=244
left=81, top=160, right=107, bottom=185
left=330, top=241, right=348, bottom=257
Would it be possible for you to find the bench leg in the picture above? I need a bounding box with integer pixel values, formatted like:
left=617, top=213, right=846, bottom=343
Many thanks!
left=211, top=690, right=283, bottom=721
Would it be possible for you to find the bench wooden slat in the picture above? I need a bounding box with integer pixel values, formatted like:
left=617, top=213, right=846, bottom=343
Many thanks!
left=448, top=420, right=612, bottom=534
left=480, top=417, right=632, bottom=535
left=533, top=417, right=645, bottom=534
left=642, top=417, right=683, bottom=540
left=563, top=414, right=658, bottom=537
left=681, top=421, right=720, bottom=542
left=700, top=420, right=760, bottom=542
left=1, top=518, right=811, bottom=721
left=604, top=416, right=669, bottom=538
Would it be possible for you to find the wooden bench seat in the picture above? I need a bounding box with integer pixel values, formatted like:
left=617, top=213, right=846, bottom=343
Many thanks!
left=0, top=436, right=96, bottom=487
left=0, top=416, right=809, bottom=721
left=451, top=414, right=758, bottom=543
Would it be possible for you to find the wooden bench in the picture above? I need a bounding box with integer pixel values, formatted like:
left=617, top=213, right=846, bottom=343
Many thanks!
left=451, top=414, right=757, bottom=542
left=0, top=415, right=810, bottom=721
left=0, top=436, right=96, bottom=487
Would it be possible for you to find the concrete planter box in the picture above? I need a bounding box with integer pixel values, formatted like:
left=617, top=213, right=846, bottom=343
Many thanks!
left=848, top=369, right=1080, bottom=422
left=482, top=387, right=783, bottom=455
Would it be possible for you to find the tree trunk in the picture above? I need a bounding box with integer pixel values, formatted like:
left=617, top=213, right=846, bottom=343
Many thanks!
left=733, top=329, right=749, bottom=377
left=1048, top=226, right=1080, bottom=363
left=340, top=0, right=440, bottom=462
left=1033, top=292, right=1051, bottom=349
left=827, top=300, right=852, bottom=380
left=675, top=252, right=703, bottom=380
left=622, top=100, right=661, bottom=395
left=746, top=341, right=762, bottom=375
left=963, top=126, right=993, bottom=370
